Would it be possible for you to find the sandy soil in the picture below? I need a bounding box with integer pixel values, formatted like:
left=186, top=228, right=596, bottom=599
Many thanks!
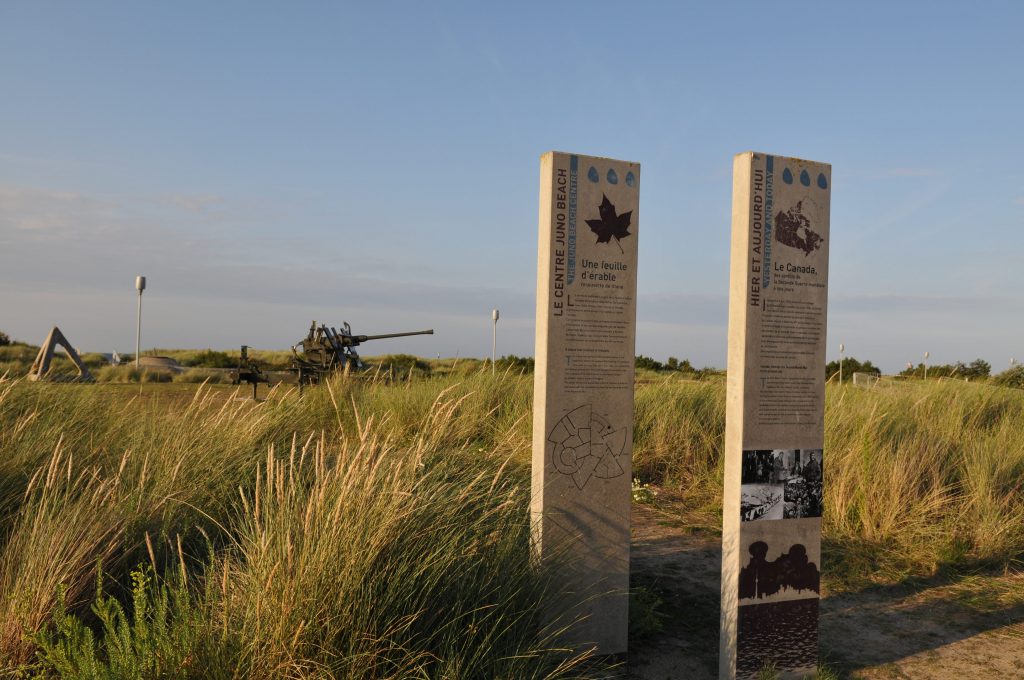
left=626, top=495, right=1024, bottom=679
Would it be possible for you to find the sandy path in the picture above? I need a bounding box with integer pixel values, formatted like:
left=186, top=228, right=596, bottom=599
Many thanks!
left=626, top=499, right=1024, bottom=679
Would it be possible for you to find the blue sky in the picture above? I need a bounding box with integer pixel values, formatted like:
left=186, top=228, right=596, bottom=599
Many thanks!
left=1, top=2, right=1021, bottom=372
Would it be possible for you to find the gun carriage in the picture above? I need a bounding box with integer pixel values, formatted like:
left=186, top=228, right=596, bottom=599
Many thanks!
left=230, top=345, right=269, bottom=399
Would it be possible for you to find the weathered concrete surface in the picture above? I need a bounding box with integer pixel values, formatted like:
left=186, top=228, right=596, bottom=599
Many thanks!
left=721, top=152, right=831, bottom=679
left=532, top=151, right=640, bottom=655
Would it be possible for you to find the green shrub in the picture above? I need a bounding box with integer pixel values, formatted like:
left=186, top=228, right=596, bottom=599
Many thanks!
left=635, top=355, right=667, bottom=371
left=369, top=353, right=432, bottom=378
left=497, top=354, right=535, bottom=373
left=900, top=358, right=992, bottom=380
left=825, top=356, right=881, bottom=382
left=994, top=365, right=1024, bottom=389
left=184, top=350, right=236, bottom=369
left=35, top=566, right=233, bottom=679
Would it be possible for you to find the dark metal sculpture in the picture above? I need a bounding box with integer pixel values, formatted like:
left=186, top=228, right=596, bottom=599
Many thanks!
left=231, top=345, right=269, bottom=399
left=291, top=321, right=433, bottom=387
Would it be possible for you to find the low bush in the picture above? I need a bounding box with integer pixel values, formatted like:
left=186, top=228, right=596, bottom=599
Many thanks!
left=184, top=350, right=236, bottom=369
left=369, top=353, right=432, bottom=379
left=993, top=365, right=1024, bottom=389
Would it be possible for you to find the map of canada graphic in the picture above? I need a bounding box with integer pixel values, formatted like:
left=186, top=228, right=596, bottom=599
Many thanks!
left=548, top=404, right=628, bottom=490
left=774, top=200, right=823, bottom=255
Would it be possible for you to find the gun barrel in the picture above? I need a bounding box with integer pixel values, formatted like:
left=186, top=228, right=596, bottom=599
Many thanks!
left=354, top=329, right=434, bottom=343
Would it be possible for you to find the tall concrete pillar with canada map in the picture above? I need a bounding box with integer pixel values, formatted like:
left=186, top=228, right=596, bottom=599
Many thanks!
left=532, top=151, right=639, bottom=654
left=720, top=152, right=831, bottom=679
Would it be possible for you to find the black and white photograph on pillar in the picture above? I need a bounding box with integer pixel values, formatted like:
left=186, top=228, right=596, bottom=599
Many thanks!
left=783, top=449, right=823, bottom=519
left=740, top=450, right=785, bottom=521
left=738, top=541, right=820, bottom=604
left=740, top=449, right=822, bottom=522
left=736, top=518, right=821, bottom=606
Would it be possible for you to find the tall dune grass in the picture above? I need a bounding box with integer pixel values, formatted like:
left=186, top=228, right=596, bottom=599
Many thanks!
left=0, top=375, right=591, bottom=676
left=824, top=381, right=1024, bottom=584
left=631, top=378, right=1024, bottom=585
left=0, top=371, right=1022, bottom=674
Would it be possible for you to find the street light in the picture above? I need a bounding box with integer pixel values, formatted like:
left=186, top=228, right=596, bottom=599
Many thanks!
left=837, top=343, right=845, bottom=383
left=135, top=275, right=146, bottom=369
left=491, top=309, right=499, bottom=374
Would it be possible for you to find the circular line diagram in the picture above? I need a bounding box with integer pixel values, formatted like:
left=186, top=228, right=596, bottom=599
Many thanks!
left=547, top=404, right=628, bottom=490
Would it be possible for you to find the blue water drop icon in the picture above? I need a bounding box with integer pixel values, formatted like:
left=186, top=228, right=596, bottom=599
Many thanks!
left=800, top=169, right=811, bottom=186
left=587, top=166, right=599, bottom=183
left=625, top=171, right=636, bottom=187
left=607, top=168, right=619, bottom=184
left=782, top=168, right=794, bottom=184
left=817, top=173, right=828, bottom=189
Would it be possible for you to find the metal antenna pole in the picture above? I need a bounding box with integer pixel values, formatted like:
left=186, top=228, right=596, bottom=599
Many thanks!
left=491, top=309, right=499, bottom=375
left=135, top=276, right=146, bottom=369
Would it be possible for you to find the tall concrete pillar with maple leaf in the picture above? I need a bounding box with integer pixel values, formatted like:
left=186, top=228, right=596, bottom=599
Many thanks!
left=532, top=151, right=640, bottom=655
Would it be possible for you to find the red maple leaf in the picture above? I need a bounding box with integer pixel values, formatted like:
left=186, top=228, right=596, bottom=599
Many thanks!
left=586, top=194, right=632, bottom=252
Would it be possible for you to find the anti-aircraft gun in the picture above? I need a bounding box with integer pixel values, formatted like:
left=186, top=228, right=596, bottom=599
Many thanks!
left=290, top=321, right=433, bottom=387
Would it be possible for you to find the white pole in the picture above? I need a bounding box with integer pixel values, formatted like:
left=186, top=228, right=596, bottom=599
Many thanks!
left=135, top=276, right=146, bottom=368
left=839, top=342, right=845, bottom=385
left=924, top=351, right=929, bottom=380
left=491, top=309, right=499, bottom=374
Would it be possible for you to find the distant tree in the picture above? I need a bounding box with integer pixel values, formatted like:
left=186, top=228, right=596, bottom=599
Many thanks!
left=899, top=359, right=991, bottom=380
left=965, top=358, right=991, bottom=379
left=994, top=365, right=1024, bottom=389
left=825, top=356, right=881, bottom=383
left=374, top=353, right=432, bottom=376
left=666, top=356, right=695, bottom=373
left=0, top=330, right=10, bottom=347
left=497, top=355, right=535, bottom=372
left=901, top=362, right=950, bottom=379
left=186, top=350, right=236, bottom=369
left=635, top=355, right=666, bottom=371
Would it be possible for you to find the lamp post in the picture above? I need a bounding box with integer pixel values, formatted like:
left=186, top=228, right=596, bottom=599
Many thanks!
left=491, top=309, right=499, bottom=375
left=135, top=275, right=146, bottom=369
left=924, top=351, right=929, bottom=380
left=839, top=342, right=845, bottom=385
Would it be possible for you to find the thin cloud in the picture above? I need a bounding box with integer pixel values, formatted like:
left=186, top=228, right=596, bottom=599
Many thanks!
left=0, top=182, right=532, bottom=351
left=153, top=193, right=224, bottom=212
left=831, top=293, right=1004, bottom=313
left=0, top=185, right=118, bottom=233
left=0, top=152, right=102, bottom=170
left=880, top=167, right=942, bottom=178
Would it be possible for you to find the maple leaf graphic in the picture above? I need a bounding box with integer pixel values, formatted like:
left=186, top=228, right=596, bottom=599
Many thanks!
left=586, top=194, right=632, bottom=252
